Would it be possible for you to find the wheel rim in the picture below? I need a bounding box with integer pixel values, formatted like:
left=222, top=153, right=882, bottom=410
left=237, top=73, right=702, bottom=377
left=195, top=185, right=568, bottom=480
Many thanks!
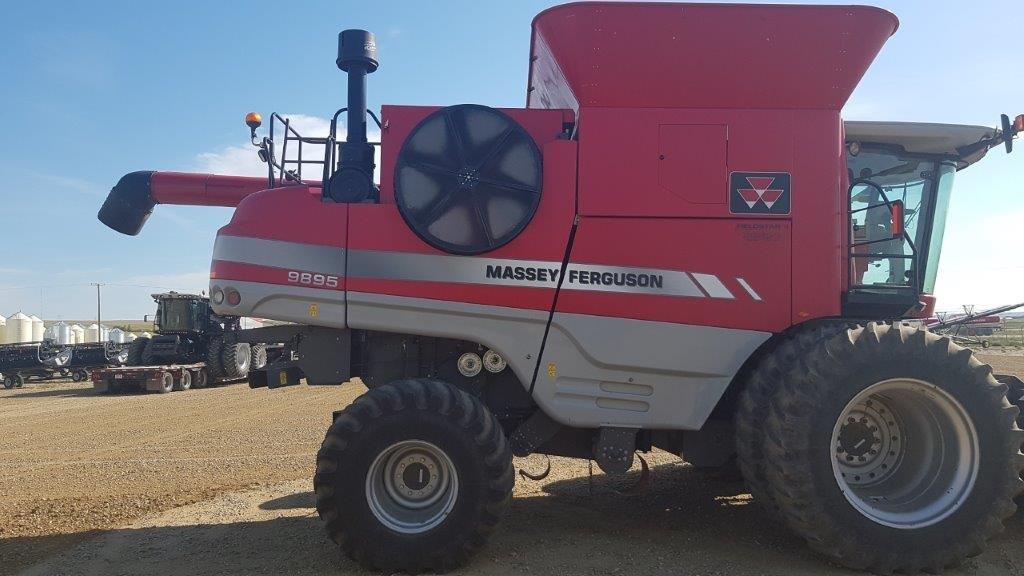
left=831, top=378, right=979, bottom=529
left=365, top=440, right=459, bottom=534
left=235, top=345, right=250, bottom=372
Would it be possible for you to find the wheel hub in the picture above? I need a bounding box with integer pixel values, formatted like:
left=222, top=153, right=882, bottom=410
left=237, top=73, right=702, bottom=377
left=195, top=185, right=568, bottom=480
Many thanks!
left=367, top=440, right=459, bottom=534
left=835, top=399, right=901, bottom=486
left=830, top=378, right=979, bottom=529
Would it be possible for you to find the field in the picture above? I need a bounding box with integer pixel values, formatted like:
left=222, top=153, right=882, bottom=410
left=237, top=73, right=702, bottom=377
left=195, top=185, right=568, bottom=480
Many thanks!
left=0, top=353, right=1022, bottom=576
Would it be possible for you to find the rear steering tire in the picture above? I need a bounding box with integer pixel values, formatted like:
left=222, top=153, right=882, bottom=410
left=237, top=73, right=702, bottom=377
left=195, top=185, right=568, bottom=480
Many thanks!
left=762, top=322, right=1023, bottom=573
left=219, top=334, right=250, bottom=380
left=250, top=344, right=267, bottom=371
left=315, top=378, right=514, bottom=572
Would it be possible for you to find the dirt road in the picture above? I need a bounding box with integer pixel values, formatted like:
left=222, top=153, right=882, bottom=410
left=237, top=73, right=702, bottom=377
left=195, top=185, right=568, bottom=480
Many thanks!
left=2, top=353, right=1023, bottom=575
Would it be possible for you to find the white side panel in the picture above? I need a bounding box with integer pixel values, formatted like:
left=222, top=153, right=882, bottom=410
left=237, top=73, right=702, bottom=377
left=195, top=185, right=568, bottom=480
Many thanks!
left=537, top=313, right=769, bottom=430
left=210, top=280, right=347, bottom=328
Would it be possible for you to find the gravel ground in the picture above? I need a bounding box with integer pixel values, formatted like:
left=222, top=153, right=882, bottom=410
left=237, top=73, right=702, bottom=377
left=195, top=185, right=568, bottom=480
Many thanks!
left=2, top=352, right=1023, bottom=575
left=0, top=379, right=362, bottom=574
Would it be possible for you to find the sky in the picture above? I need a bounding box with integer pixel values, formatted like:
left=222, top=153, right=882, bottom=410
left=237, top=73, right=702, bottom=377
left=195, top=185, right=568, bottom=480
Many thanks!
left=0, top=0, right=1021, bottom=321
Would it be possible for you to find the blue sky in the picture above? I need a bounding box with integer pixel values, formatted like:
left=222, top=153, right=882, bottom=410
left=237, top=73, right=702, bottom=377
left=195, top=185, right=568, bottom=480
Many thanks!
left=0, top=0, right=1020, bottom=320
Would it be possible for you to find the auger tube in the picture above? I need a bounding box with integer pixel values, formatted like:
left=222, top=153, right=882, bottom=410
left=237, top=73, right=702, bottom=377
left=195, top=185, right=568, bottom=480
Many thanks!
left=97, top=171, right=276, bottom=235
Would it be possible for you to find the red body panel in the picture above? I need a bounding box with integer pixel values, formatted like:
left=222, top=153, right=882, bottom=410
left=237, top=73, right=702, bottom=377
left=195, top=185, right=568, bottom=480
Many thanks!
left=206, top=2, right=900, bottom=336
left=348, top=138, right=578, bottom=311
left=558, top=218, right=791, bottom=332
left=220, top=186, right=346, bottom=247
left=528, top=2, right=897, bottom=110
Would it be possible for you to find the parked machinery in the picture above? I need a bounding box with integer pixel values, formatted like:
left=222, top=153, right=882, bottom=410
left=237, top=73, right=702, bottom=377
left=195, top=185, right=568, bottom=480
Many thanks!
left=0, top=341, right=72, bottom=388
left=127, top=292, right=265, bottom=380
left=64, top=342, right=130, bottom=382
left=98, top=3, right=1023, bottom=573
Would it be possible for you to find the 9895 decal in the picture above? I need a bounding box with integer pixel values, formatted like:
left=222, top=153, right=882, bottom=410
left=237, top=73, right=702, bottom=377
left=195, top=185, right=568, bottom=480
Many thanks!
left=287, top=270, right=340, bottom=288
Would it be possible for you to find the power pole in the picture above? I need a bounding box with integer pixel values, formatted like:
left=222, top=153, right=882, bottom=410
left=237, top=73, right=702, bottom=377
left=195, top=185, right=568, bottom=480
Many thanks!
left=91, top=283, right=103, bottom=337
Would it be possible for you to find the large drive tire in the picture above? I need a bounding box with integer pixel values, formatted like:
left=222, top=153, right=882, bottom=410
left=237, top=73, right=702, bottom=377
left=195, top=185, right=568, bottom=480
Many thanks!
left=735, top=324, right=846, bottom=517
left=220, top=335, right=251, bottom=379
left=11, top=374, right=25, bottom=389
left=2, top=375, right=11, bottom=390
left=315, top=378, right=514, bottom=572
left=205, top=335, right=225, bottom=380
left=126, top=336, right=149, bottom=366
left=763, top=322, right=1023, bottom=573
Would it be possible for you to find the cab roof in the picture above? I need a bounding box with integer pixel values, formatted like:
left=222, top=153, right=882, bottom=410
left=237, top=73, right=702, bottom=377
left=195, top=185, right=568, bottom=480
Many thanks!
left=529, top=2, right=898, bottom=110
left=844, top=121, right=997, bottom=168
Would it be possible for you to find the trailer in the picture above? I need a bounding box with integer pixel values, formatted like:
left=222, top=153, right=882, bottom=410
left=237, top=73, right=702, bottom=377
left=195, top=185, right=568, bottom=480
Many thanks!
left=92, top=362, right=209, bottom=394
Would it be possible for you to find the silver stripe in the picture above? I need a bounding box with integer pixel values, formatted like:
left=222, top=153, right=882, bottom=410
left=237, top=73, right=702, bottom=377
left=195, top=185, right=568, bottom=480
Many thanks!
left=691, top=273, right=735, bottom=299
left=736, top=277, right=762, bottom=301
left=213, top=235, right=346, bottom=276
left=214, top=239, right=742, bottom=301
left=348, top=250, right=563, bottom=288
left=348, top=250, right=705, bottom=298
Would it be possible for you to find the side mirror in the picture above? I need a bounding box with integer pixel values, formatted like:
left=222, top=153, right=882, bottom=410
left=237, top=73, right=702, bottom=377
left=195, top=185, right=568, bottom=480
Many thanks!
left=890, top=200, right=905, bottom=239
left=1001, top=113, right=1024, bottom=153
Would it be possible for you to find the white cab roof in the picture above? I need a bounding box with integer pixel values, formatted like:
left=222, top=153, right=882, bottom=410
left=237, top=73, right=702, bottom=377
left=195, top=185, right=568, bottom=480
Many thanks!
left=844, top=121, right=997, bottom=168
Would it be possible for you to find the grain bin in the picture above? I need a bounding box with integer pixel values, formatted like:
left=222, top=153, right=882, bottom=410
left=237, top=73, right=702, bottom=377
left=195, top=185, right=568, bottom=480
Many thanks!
left=6, top=312, right=32, bottom=343
left=109, top=328, right=126, bottom=343
left=50, top=321, right=73, bottom=344
left=0, top=315, right=6, bottom=344
left=29, top=315, right=45, bottom=342
left=126, top=332, right=138, bottom=342
left=70, top=324, right=85, bottom=344
left=140, top=331, right=153, bottom=339
left=85, top=323, right=101, bottom=343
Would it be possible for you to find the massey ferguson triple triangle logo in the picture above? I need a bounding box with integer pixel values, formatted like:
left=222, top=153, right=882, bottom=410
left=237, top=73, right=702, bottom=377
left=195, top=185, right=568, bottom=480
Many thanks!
left=729, top=172, right=791, bottom=215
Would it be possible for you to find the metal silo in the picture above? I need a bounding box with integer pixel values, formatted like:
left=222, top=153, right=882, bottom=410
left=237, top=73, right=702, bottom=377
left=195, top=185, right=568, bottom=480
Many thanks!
left=50, top=321, right=72, bottom=344
left=85, top=323, right=101, bottom=343
left=29, top=315, right=45, bottom=342
left=0, top=315, right=6, bottom=344
left=70, top=324, right=85, bottom=344
left=6, top=312, right=32, bottom=343
left=109, top=328, right=126, bottom=343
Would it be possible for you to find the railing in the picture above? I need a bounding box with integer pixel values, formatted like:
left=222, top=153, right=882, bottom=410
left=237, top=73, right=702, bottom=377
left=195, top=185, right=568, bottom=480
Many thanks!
left=258, top=110, right=382, bottom=189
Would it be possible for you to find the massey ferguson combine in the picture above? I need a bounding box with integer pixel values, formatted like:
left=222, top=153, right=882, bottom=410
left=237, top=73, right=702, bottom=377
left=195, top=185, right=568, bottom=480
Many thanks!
left=97, top=3, right=1024, bottom=573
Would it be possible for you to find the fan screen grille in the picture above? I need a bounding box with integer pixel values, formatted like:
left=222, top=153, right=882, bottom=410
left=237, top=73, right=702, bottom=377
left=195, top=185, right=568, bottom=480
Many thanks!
left=394, top=105, right=543, bottom=255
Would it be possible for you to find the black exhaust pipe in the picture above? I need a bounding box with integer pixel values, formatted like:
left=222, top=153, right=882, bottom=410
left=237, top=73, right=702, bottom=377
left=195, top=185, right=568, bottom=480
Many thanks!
left=325, top=29, right=379, bottom=203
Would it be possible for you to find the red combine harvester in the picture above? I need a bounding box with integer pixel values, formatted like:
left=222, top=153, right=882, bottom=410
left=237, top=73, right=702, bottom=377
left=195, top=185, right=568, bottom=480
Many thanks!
left=98, top=3, right=1024, bottom=572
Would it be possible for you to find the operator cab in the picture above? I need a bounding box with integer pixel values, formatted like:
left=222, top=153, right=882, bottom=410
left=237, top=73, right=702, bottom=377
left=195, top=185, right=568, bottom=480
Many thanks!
left=151, top=293, right=210, bottom=335
left=843, top=120, right=1009, bottom=318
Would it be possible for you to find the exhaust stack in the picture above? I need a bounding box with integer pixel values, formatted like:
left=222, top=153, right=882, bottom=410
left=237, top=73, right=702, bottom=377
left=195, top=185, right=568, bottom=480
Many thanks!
left=325, top=29, right=379, bottom=203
